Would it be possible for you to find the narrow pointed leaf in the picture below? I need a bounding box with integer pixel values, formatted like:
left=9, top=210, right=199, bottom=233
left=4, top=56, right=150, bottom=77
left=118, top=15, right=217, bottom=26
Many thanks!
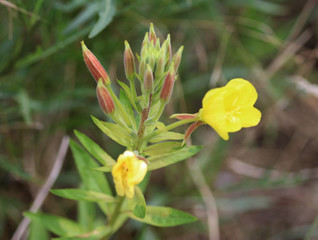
left=149, top=131, right=184, bottom=143
left=70, top=140, right=112, bottom=215
left=51, top=189, right=116, bottom=202
left=117, top=80, right=140, bottom=111
left=92, top=116, right=134, bottom=147
left=74, top=130, right=115, bottom=166
left=143, top=141, right=182, bottom=156
left=128, top=206, right=197, bottom=227
left=148, top=145, right=202, bottom=170
left=24, top=212, right=86, bottom=237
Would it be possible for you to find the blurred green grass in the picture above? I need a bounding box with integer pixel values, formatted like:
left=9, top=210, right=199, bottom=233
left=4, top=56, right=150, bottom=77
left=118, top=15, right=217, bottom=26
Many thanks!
left=1, top=0, right=318, bottom=239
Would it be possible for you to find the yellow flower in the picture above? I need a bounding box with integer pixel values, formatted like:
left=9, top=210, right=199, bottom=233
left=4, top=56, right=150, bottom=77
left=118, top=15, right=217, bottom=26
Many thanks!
left=200, top=78, right=261, bottom=140
left=112, top=151, right=147, bottom=199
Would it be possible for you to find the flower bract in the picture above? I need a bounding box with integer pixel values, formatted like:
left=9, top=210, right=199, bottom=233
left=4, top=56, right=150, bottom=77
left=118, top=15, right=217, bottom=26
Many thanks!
left=112, top=151, right=147, bottom=198
left=200, top=78, right=261, bottom=140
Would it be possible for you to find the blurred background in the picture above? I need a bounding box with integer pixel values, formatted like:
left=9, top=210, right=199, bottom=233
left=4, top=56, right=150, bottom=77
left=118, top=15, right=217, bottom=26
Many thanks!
left=1, top=0, right=318, bottom=239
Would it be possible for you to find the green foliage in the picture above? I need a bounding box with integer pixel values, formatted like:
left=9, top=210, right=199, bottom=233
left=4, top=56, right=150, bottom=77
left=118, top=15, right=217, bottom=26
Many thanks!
left=24, top=212, right=86, bottom=237
left=128, top=206, right=197, bottom=227
left=148, top=145, right=202, bottom=170
left=51, top=189, right=116, bottom=202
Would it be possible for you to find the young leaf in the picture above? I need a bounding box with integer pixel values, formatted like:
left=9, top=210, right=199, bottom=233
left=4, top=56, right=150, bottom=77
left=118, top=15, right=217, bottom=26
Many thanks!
left=148, top=145, right=202, bottom=170
left=51, top=189, right=116, bottom=202
left=128, top=187, right=146, bottom=219
left=117, top=80, right=140, bottom=112
left=143, top=141, right=182, bottom=156
left=92, top=116, right=134, bottom=147
left=149, top=131, right=184, bottom=143
left=74, top=130, right=115, bottom=166
left=70, top=140, right=112, bottom=215
left=119, top=90, right=137, bottom=131
left=24, top=212, right=86, bottom=237
left=128, top=206, right=197, bottom=227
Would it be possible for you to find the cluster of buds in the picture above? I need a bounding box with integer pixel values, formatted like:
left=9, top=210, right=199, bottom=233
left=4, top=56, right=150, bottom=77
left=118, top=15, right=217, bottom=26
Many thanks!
left=82, top=24, right=184, bottom=123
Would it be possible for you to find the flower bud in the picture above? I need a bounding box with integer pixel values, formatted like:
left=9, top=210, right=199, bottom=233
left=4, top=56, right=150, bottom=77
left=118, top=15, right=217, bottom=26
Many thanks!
left=155, top=52, right=165, bottom=78
left=139, top=58, right=147, bottom=80
left=96, top=80, right=115, bottom=114
left=160, top=64, right=175, bottom=102
left=148, top=23, right=157, bottom=45
left=124, top=41, right=135, bottom=81
left=81, top=41, right=110, bottom=85
left=165, top=34, right=172, bottom=63
left=144, top=64, right=153, bottom=94
left=171, top=46, right=184, bottom=72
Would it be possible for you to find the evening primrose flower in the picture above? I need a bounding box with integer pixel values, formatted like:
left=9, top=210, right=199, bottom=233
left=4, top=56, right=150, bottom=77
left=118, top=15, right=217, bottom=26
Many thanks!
left=199, top=78, right=261, bottom=140
left=112, top=151, right=147, bottom=199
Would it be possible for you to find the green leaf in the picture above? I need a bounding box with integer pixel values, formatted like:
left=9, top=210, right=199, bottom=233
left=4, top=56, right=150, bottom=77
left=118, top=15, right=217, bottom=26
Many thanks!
left=51, top=189, right=116, bottom=202
left=149, top=131, right=184, bottom=143
left=70, top=140, right=112, bottom=215
left=92, top=116, right=134, bottom=147
left=117, top=80, right=140, bottom=112
left=148, top=145, right=202, bottom=170
left=28, top=216, right=49, bottom=240
left=74, top=130, right=115, bottom=166
left=78, top=198, right=95, bottom=232
left=53, top=225, right=111, bottom=240
left=143, top=141, right=182, bottom=156
left=24, top=212, right=86, bottom=237
left=129, top=206, right=197, bottom=227
left=128, top=187, right=146, bottom=219
left=119, top=89, right=136, bottom=130
left=91, top=166, right=113, bottom=172
left=89, top=0, right=116, bottom=38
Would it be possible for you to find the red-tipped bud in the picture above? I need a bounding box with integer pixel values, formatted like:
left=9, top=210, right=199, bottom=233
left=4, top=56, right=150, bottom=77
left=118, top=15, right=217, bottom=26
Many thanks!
left=171, top=46, right=184, bottom=72
left=160, top=64, right=175, bottom=102
left=81, top=41, right=110, bottom=85
left=144, top=64, right=153, bottom=94
left=148, top=23, right=157, bottom=45
left=170, top=113, right=198, bottom=120
left=96, top=80, right=115, bottom=114
left=124, top=41, right=135, bottom=81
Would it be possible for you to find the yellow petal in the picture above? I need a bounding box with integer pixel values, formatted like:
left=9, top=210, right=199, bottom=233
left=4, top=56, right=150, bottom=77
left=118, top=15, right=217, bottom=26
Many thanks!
left=225, top=78, right=258, bottom=107
left=236, top=107, right=261, bottom=127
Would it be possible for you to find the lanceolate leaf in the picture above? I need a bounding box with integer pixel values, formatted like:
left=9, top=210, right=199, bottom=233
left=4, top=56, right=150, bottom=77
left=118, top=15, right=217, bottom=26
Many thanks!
left=128, top=187, right=146, bottom=219
left=119, top=89, right=137, bottom=131
left=143, top=141, right=182, bottom=156
left=70, top=140, right=112, bottom=215
left=128, top=206, right=197, bottom=227
left=117, top=80, right=140, bottom=112
left=92, top=116, right=134, bottom=147
left=24, top=212, right=86, bottom=237
left=51, top=189, right=116, bottom=203
left=74, top=130, right=115, bottom=166
left=149, top=131, right=184, bottom=143
left=148, top=145, right=202, bottom=170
